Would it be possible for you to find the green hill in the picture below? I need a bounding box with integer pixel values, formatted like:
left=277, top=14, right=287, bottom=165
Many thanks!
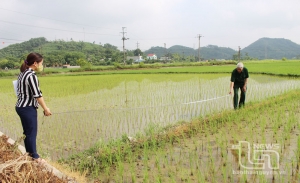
left=1, top=37, right=299, bottom=69
left=242, top=38, right=300, bottom=59
left=144, top=38, right=300, bottom=60
left=0, top=37, right=47, bottom=59
left=0, top=37, right=121, bottom=68
left=144, top=45, right=236, bottom=60
left=201, top=45, right=236, bottom=60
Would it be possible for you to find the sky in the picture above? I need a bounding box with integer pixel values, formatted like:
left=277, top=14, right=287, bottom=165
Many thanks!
left=0, top=0, right=300, bottom=51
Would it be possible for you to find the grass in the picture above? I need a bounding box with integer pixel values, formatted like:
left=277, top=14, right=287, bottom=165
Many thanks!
left=46, top=59, right=300, bottom=77
left=1, top=60, right=300, bottom=78
left=0, top=60, right=235, bottom=77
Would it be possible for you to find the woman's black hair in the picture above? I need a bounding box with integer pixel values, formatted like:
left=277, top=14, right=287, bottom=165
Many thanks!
left=20, top=52, right=43, bottom=72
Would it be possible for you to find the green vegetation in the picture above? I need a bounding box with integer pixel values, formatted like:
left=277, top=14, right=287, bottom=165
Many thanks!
left=0, top=60, right=236, bottom=77
left=145, top=38, right=300, bottom=60
left=1, top=37, right=299, bottom=71
left=145, top=45, right=237, bottom=60
left=62, top=90, right=300, bottom=182
left=0, top=37, right=122, bottom=68
left=1, top=60, right=300, bottom=182
left=2, top=60, right=300, bottom=78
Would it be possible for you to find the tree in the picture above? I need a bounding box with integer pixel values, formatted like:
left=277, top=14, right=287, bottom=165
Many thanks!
left=65, top=52, right=85, bottom=64
left=134, top=49, right=143, bottom=56
left=172, top=53, right=181, bottom=62
left=103, top=43, right=118, bottom=50
left=126, top=50, right=134, bottom=57
left=111, top=52, right=122, bottom=62
left=0, top=59, right=18, bottom=69
left=243, top=52, right=251, bottom=60
left=186, top=55, right=195, bottom=62
left=0, top=38, right=123, bottom=67
left=232, top=53, right=239, bottom=61
left=76, top=58, right=91, bottom=67
left=105, top=49, right=113, bottom=59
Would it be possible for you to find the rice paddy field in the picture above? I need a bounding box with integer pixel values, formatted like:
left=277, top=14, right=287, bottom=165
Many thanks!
left=1, top=60, right=300, bottom=182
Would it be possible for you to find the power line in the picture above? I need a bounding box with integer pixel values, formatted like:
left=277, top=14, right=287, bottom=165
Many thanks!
left=0, top=20, right=119, bottom=37
left=0, top=38, right=27, bottom=42
left=0, top=8, right=118, bottom=31
left=130, top=36, right=195, bottom=41
left=238, top=46, right=241, bottom=62
left=164, top=43, right=167, bottom=63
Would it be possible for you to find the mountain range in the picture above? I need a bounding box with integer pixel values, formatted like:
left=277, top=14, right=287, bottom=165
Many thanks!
left=0, top=37, right=299, bottom=63
left=144, top=38, right=300, bottom=60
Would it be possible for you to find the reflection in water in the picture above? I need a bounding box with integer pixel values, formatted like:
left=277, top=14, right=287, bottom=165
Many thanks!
left=1, top=74, right=300, bottom=159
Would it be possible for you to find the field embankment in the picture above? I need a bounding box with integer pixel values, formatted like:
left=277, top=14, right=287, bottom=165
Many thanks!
left=1, top=60, right=300, bottom=78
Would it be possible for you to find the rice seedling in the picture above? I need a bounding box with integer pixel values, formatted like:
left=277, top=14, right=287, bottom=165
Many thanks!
left=1, top=66, right=300, bottom=182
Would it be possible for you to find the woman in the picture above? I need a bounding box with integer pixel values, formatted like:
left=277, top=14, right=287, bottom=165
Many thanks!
left=15, top=52, right=52, bottom=163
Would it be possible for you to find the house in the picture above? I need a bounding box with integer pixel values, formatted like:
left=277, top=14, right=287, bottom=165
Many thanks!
left=134, top=58, right=144, bottom=63
left=62, top=64, right=80, bottom=68
left=159, top=56, right=171, bottom=61
left=147, top=54, right=157, bottom=60
left=127, top=56, right=144, bottom=63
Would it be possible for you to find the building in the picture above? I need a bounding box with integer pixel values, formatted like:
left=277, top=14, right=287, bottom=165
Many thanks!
left=62, top=64, right=81, bottom=68
left=127, top=55, right=144, bottom=63
left=147, top=54, right=157, bottom=60
left=159, top=57, right=171, bottom=61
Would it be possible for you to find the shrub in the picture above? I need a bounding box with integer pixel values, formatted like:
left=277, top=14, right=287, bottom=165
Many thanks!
left=138, top=62, right=145, bottom=68
left=114, top=62, right=124, bottom=69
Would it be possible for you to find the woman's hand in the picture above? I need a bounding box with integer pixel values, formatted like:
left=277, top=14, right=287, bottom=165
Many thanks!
left=44, top=108, right=52, bottom=116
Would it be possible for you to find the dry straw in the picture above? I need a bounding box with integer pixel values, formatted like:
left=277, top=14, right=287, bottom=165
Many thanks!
left=0, top=135, right=69, bottom=183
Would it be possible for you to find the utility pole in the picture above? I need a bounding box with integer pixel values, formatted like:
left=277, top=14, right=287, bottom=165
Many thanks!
left=264, top=40, right=267, bottom=59
left=83, top=28, right=85, bottom=42
left=193, top=43, right=195, bottom=61
left=39, top=46, right=44, bottom=71
left=238, top=46, right=241, bottom=62
left=121, top=27, right=129, bottom=65
left=164, top=43, right=167, bottom=63
left=196, top=34, right=202, bottom=61
left=136, top=42, right=140, bottom=61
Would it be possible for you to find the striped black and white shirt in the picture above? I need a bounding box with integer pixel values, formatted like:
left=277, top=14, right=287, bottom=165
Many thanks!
left=16, top=68, right=42, bottom=108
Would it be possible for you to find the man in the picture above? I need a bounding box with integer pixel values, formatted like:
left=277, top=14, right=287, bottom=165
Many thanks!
left=229, top=62, right=249, bottom=109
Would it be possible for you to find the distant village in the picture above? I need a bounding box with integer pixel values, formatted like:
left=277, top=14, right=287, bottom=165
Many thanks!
left=127, top=54, right=172, bottom=63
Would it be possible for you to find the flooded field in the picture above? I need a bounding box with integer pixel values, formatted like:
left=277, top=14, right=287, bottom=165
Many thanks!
left=89, top=90, right=300, bottom=183
left=1, top=74, right=300, bottom=161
